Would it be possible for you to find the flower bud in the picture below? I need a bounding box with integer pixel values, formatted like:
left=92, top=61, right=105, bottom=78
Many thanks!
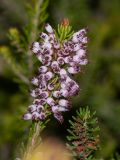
left=32, top=111, right=39, bottom=120
left=70, top=84, right=79, bottom=96
left=76, top=49, right=86, bottom=57
left=30, top=89, right=41, bottom=97
left=23, top=113, right=32, bottom=120
left=47, top=97, right=55, bottom=106
left=54, top=112, right=64, bottom=123
left=48, top=82, right=54, bottom=90
left=40, top=32, right=49, bottom=41
left=52, top=105, right=59, bottom=113
left=57, top=57, right=64, bottom=65
left=68, top=66, right=80, bottom=74
left=38, top=66, right=48, bottom=73
left=60, top=89, right=69, bottom=97
left=72, top=32, right=79, bottom=43
left=51, top=61, right=60, bottom=73
left=58, top=106, right=69, bottom=112
left=37, top=105, right=44, bottom=112
left=73, top=44, right=80, bottom=51
left=42, top=55, right=52, bottom=65
left=61, top=82, right=67, bottom=89
left=40, top=91, right=49, bottom=99
left=54, top=42, right=60, bottom=49
left=59, top=69, right=67, bottom=76
left=33, top=99, right=46, bottom=105
left=82, top=37, right=88, bottom=43
left=31, top=42, right=41, bottom=54
left=59, top=99, right=70, bottom=107
left=79, top=59, right=88, bottom=65
left=53, top=91, right=61, bottom=98
left=73, top=55, right=81, bottom=63
left=43, top=41, right=52, bottom=49
left=39, top=112, right=46, bottom=120
left=45, top=71, right=54, bottom=81
left=31, top=77, right=39, bottom=86
left=64, top=56, right=73, bottom=64
left=28, top=105, right=37, bottom=112
left=45, top=23, right=53, bottom=33
left=39, top=82, right=47, bottom=90
left=43, top=48, right=53, bottom=55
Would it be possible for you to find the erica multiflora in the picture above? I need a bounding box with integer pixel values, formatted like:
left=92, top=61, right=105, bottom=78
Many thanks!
left=23, top=20, right=88, bottom=123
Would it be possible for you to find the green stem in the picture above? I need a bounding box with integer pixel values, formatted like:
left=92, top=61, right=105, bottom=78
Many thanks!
left=27, top=0, right=43, bottom=77
left=31, top=122, right=42, bottom=147
left=23, top=122, right=42, bottom=160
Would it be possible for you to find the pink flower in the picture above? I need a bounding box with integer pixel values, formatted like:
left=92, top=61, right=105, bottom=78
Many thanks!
left=23, top=23, right=88, bottom=122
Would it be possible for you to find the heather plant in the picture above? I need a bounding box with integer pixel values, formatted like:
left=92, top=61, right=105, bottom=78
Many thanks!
left=0, top=0, right=120, bottom=160
left=0, top=0, right=99, bottom=158
left=23, top=19, right=88, bottom=123
left=20, top=17, right=99, bottom=159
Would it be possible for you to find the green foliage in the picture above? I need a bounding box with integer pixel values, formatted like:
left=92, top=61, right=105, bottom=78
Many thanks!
left=19, top=120, right=50, bottom=160
left=0, top=0, right=49, bottom=159
left=67, top=107, right=100, bottom=160
left=0, top=0, right=49, bottom=86
left=57, top=22, right=74, bottom=42
left=0, top=46, right=29, bottom=84
left=0, top=0, right=120, bottom=159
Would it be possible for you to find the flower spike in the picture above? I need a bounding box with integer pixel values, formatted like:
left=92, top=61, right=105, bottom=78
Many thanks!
left=23, top=22, right=88, bottom=123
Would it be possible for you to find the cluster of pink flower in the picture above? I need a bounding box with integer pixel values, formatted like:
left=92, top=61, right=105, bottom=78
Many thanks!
left=23, top=23, right=88, bottom=123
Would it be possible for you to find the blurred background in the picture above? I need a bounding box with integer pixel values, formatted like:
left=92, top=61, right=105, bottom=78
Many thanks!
left=0, top=0, right=120, bottom=159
